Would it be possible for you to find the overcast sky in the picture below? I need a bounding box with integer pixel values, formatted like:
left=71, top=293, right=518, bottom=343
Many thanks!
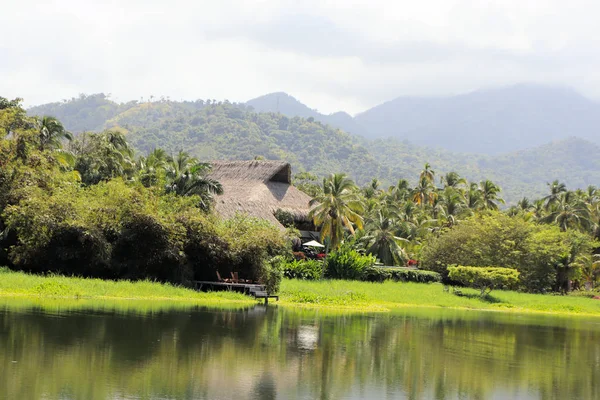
left=1, top=0, right=599, bottom=114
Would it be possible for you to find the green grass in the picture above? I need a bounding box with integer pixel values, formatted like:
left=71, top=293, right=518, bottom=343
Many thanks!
left=279, top=279, right=600, bottom=316
left=2, top=267, right=600, bottom=316
left=0, top=267, right=253, bottom=307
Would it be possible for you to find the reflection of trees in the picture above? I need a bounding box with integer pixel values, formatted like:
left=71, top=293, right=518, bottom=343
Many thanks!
left=1, top=305, right=599, bottom=399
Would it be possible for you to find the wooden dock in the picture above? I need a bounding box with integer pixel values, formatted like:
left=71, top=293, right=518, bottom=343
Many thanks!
left=192, top=281, right=279, bottom=304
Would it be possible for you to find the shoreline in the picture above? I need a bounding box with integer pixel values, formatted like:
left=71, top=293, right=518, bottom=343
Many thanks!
left=1, top=270, right=599, bottom=317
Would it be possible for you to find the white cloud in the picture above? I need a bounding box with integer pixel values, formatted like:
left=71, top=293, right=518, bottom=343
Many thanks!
left=1, top=0, right=599, bottom=114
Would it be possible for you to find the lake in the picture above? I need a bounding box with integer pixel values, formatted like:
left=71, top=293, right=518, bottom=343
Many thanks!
left=1, top=299, right=599, bottom=399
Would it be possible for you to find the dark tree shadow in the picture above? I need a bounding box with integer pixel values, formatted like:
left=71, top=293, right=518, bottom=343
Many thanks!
left=453, top=291, right=503, bottom=304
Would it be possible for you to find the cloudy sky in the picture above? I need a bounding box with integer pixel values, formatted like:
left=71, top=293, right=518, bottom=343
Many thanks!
left=1, top=0, right=599, bottom=114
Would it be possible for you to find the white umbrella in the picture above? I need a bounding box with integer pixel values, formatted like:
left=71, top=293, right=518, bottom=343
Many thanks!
left=302, top=240, right=325, bottom=248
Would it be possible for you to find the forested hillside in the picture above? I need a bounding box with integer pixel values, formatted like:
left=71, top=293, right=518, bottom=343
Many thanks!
left=28, top=94, right=600, bottom=204
left=247, top=92, right=367, bottom=136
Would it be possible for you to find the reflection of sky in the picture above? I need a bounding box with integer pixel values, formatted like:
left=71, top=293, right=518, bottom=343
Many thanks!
left=297, top=325, right=319, bottom=350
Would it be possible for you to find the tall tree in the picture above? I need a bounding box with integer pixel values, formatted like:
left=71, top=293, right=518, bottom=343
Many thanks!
left=477, top=180, right=505, bottom=210
left=309, top=173, right=364, bottom=250
left=36, top=116, right=72, bottom=151
left=361, top=210, right=408, bottom=265
left=541, top=191, right=592, bottom=232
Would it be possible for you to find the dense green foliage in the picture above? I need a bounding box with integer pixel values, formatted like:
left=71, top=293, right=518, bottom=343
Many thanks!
left=363, top=267, right=441, bottom=283
left=420, top=213, right=595, bottom=293
left=282, top=259, right=324, bottom=280
left=0, top=97, right=289, bottom=288
left=448, top=266, right=520, bottom=297
left=28, top=94, right=600, bottom=204
left=324, top=244, right=376, bottom=280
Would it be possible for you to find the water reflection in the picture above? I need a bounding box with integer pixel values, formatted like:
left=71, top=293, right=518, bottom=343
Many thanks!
left=1, top=302, right=599, bottom=399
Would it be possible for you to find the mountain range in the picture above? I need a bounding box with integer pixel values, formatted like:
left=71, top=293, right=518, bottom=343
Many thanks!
left=248, top=84, right=600, bottom=154
left=26, top=85, right=600, bottom=204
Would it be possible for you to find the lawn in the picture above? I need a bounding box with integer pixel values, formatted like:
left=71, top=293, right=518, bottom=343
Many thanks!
left=279, top=279, right=600, bottom=315
left=2, top=267, right=599, bottom=316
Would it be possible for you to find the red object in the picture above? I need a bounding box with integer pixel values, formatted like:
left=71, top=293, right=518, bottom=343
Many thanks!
left=407, top=259, right=418, bottom=266
left=316, top=253, right=326, bottom=260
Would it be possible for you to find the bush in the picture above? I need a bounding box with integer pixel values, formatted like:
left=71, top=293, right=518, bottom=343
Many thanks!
left=448, top=266, right=520, bottom=297
left=420, top=212, right=595, bottom=293
left=363, top=267, right=441, bottom=283
left=325, top=244, right=376, bottom=280
left=283, top=259, right=324, bottom=280
left=261, top=256, right=285, bottom=294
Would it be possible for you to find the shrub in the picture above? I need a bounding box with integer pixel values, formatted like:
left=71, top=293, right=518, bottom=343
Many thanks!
left=420, top=212, right=595, bottom=293
left=363, top=267, right=441, bottom=283
left=283, top=259, right=324, bottom=280
left=448, top=266, right=520, bottom=297
left=274, top=209, right=295, bottom=228
left=325, top=244, right=376, bottom=280
left=262, top=256, right=285, bottom=294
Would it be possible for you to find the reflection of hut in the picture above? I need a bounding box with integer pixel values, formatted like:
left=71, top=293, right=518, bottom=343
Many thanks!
left=207, top=160, right=316, bottom=233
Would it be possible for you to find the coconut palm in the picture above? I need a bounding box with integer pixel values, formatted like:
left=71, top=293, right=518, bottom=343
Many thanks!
left=420, top=163, right=435, bottom=183
left=164, top=151, right=223, bottom=210
left=360, top=210, right=408, bottom=265
left=36, top=115, right=72, bottom=151
left=574, top=254, right=600, bottom=290
left=441, top=171, right=466, bottom=190
left=477, top=180, right=505, bottom=210
left=438, top=187, right=468, bottom=227
left=412, top=176, right=437, bottom=207
left=309, top=173, right=364, bottom=250
left=541, top=191, right=592, bottom=232
left=544, top=180, right=567, bottom=210
left=465, top=182, right=481, bottom=210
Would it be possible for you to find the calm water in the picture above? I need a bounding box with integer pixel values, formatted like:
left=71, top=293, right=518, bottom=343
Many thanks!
left=1, top=300, right=600, bottom=400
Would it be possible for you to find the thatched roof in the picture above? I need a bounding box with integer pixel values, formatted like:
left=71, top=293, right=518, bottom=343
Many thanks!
left=207, top=160, right=313, bottom=229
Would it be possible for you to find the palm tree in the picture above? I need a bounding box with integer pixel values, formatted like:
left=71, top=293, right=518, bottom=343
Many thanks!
left=544, top=180, right=567, bottom=210
left=360, top=210, right=408, bottom=265
left=517, top=197, right=532, bottom=211
left=465, top=182, right=481, bottom=210
left=420, top=163, right=435, bottom=183
left=36, top=115, right=72, bottom=151
left=412, top=176, right=437, bottom=206
left=541, top=191, right=592, bottom=232
left=137, top=148, right=170, bottom=187
left=441, top=171, right=466, bottom=189
left=309, top=173, right=364, bottom=250
left=438, top=187, right=468, bottom=227
left=164, top=151, right=223, bottom=210
left=477, top=180, right=505, bottom=210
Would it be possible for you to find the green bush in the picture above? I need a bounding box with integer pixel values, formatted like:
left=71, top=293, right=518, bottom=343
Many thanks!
left=325, top=244, right=376, bottom=280
left=420, top=212, right=594, bottom=293
left=363, top=267, right=441, bottom=283
left=448, top=265, right=520, bottom=297
left=261, top=256, right=285, bottom=294
left=283, top=259, right=324, bottom=280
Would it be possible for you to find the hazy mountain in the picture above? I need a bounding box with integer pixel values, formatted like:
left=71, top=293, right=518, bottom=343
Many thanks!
left=356, top=84, right=600, bottom=154
left=248, top=85, right=600, bottom=155
left=246, top=92, right=367, bottom=136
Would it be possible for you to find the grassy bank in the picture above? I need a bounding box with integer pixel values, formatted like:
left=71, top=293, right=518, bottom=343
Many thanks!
left=1, top=268, right=600, bottom=316
left=278, top=279, right=600, bottom=316
left=0, top=268, right=252, bottom=307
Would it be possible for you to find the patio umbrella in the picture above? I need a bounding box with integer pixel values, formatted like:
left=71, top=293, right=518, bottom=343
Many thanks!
left=302, top=240, right=325, bottom=248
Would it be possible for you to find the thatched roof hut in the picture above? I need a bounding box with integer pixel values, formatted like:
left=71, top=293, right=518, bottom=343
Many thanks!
left=207, top=160, right=314, bottom=229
